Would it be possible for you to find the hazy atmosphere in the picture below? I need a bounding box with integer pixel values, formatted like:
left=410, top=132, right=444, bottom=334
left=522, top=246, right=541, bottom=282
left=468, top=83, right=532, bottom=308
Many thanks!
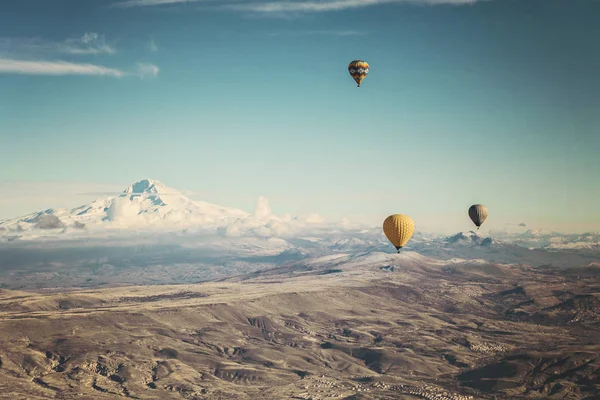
left=1, top=1, right=599, bottom=399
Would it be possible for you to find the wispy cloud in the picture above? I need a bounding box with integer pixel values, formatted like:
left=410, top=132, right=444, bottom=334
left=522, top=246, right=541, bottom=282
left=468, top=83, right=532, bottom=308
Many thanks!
left=0, top=59, right=125, bottom=77
left=0, top=59, right=160, bottom=79
left=223, top=0, right=480, bottom=13
left=112, top=0, right=201, bottom=7
left=0, top=33, right=159, bottom=79
left=136, top=62, right=160, bottom=78
left=111, top=0, right=479, bottom=9
left=503, top=222, right=528, bottom=228
left=61, top=32, right=116, bottom=55
left=269, top=29, right=366, bottom=36
left=0, top=33, right=116, bottom=56
left=77, top=192, right=122, bottom=197
left=147, top=39, right=158, bottom=52
left=305, top=30, right=365, bottom=36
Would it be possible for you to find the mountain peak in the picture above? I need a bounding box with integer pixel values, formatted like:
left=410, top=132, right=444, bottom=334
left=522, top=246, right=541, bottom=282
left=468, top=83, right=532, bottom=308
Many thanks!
left=443, top=231, right=500, bottom=247
left=123, top=179, right=174, bottom=195
left=0, top=178, right=251, bottom=237
left=446, top=231, right=485, bottom=241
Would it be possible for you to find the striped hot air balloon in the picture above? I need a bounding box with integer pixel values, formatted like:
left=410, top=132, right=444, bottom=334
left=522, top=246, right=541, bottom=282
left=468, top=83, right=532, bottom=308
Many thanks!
left=348, top=60, right=369, bottom=87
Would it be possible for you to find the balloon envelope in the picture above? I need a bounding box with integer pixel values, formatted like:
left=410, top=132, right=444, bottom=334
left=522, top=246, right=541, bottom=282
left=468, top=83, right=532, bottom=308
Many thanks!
left=383, top=214, right=415, bottom=252
left=348, top=60, right=369, bottom=87
left=468, top=204, right=488, bottom=229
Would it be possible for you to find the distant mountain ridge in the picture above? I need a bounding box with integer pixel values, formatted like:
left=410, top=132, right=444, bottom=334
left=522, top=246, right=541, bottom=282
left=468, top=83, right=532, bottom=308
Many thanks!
left=443, top=231, right=502, bottom=247
left=1, top=179, right=599, bottom=257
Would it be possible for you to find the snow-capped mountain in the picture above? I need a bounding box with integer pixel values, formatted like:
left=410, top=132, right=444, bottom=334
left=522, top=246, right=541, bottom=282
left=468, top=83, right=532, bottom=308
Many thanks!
left=1, top=178, right=599, bottom=272
left=0, top=179, right=249, bottom=237
left=519, top=229, right=559, bottom=238
left=505, top=229, right=600, bottom=251
left=443, top=231, right=502, bottom=247
left=0, top=179, right=363, bottom=242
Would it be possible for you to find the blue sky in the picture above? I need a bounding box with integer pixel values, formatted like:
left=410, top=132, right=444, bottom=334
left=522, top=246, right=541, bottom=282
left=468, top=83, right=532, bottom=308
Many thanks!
left=1, top=0, right=599, bottom=233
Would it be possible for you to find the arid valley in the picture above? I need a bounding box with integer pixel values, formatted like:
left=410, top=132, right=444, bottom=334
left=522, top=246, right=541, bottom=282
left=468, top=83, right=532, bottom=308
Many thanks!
left=1, top=242, right=599, bottom=399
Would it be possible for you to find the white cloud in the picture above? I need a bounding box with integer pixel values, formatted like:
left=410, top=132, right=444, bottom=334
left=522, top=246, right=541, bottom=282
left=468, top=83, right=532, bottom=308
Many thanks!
left=217, top=196, right=350, bottom=239
left=224, top=0, right=481, bottom=13
left=254, top=196, right=272, bottom=219
left=106, top=195, right=143, bottom=222
left=0, top=58, right=125, bottom=77
left=136, top=62, right=160, bottom=78
left=305, top=213, right=325, bottom=223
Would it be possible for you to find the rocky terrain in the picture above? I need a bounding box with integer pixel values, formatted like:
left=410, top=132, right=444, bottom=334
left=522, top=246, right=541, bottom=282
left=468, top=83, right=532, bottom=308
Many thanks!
left=0, top=251, right=598, bottom=399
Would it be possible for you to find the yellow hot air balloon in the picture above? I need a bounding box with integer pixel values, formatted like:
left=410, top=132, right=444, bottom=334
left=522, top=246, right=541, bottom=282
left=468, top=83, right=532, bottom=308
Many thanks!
left=383, top=214, right=415, bottom=253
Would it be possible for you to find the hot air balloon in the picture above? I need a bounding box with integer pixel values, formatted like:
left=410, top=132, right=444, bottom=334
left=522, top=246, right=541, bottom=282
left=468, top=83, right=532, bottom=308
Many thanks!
left=468, top=204, right=488, bottom=230
left=348, top=60, right=369, bottom=87
left=383, top=214, right=415, bottom=253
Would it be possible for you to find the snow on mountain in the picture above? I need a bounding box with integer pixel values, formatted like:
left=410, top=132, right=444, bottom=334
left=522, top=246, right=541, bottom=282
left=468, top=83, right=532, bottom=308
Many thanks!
left=508, top=230, right=600, bottom=251
left=443, top=231, right=502, bottom=247
left=0, top=179, right=250, bottom=238
left=298, top=251, right=441, bottom=271
left=542, top=241, right=600, bottom=251
left=0, top=179, right=360, bottom=242
left=519, top=229, right=559, bottom=238
left=483, top=229, right=600, bottom=250
left=446, top=257, right=492, bottom=265
left=180, top=236, right=295, bottom=257
left=1, top=179, right=598, bottom=275
left=110, top=179, right=249, bottom=226
left=329, top=237, right=370, bottom=250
